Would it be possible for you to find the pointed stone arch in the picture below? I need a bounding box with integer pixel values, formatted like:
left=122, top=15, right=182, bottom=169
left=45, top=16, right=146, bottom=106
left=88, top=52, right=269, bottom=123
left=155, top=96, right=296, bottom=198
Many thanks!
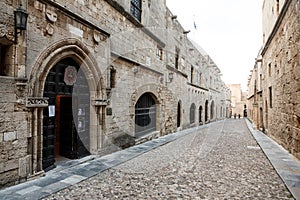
left=26, top=38, right=107, bottom=174
left=28, top=38, right=105, bottom=99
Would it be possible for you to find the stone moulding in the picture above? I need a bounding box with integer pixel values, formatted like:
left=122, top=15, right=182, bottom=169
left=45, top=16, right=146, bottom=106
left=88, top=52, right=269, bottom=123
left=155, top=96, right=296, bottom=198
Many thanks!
left=0, top=24, right=14, bottom=42
left=93, top=99, right=108, bottom=106
left=26, top=97, right=49, bottom=108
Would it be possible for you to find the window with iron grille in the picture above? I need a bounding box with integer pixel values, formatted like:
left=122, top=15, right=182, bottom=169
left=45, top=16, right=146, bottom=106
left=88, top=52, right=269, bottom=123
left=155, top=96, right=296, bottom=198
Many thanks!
left=130, top=0, right=142, bottom=22
left=135, top=93, right=156, bottom=137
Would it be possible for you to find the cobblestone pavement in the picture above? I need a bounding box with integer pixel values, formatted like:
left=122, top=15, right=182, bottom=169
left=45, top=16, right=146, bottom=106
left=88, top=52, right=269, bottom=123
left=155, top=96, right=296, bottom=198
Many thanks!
left=44, top=119, right=293, bottom=199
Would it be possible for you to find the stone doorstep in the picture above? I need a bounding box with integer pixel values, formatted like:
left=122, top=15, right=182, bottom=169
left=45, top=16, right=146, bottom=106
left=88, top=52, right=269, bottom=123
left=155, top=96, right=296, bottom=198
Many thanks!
left=47, top=155, right=96, bottom=175
left=134, top=131, right=160, bottom=145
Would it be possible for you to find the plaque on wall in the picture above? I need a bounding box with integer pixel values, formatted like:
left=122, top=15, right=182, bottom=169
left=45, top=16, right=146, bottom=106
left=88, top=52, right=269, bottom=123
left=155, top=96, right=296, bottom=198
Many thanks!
left=64, top=66, right=77, bottom=86
left=48, top=105, right=55, bottom=117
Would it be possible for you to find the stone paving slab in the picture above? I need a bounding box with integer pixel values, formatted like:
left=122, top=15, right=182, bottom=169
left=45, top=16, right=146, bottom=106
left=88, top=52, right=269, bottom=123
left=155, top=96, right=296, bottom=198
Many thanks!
left=246, top=119, right=300, bottom=199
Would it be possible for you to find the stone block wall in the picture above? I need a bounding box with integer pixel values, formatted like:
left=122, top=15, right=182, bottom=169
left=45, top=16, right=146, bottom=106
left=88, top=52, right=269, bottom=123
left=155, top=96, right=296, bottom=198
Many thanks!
left=262, top=0, right=300, bottom=158
left=0, top=78, right=30, bottom=188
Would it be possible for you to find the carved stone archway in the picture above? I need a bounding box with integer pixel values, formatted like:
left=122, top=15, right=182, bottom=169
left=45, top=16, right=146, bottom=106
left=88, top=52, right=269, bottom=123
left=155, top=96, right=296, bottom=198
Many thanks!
left=26, top=38, right=107, bottom=175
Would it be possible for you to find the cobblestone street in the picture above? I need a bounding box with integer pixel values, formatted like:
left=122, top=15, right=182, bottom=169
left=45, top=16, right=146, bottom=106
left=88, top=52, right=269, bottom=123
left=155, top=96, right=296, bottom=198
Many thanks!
left=44, top=119, right=293, bottom=199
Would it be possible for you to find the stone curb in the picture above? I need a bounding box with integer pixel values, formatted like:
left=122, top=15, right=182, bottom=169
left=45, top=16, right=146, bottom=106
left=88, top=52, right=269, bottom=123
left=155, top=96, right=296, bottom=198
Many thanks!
left=245, top=119, right=300, bottom=200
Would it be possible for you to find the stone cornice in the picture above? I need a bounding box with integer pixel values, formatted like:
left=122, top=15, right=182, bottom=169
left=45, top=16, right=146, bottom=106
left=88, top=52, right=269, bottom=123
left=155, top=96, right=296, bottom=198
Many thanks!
left=111, top=51, right=164, bottom=76
left=166, top=65, right=188, bottom=78
left=187, top=82, right=209, bottom=91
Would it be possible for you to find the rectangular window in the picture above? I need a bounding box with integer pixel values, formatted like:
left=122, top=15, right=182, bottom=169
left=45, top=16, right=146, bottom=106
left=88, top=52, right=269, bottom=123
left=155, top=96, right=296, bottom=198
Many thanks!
left=156, top=47, right=163, bottom=61
left=269, top=86, right=272, bottom=108
left=191, top=66, right=194, bottom=84
left=130, top=0, right=142, bottom=22
left=110, top=67, right=116, bottom=88
left=175, top=47, right=179, bottom=69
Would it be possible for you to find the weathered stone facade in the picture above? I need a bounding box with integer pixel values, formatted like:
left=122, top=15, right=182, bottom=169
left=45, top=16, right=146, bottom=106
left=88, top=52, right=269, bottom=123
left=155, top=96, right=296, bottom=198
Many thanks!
left=247, top=52, right=264, bottom=131
left=227, top=84, right=247, bottom=118
left=0, top=0, right=230, bottom=188
left=248, top=0, right=300, bottom=159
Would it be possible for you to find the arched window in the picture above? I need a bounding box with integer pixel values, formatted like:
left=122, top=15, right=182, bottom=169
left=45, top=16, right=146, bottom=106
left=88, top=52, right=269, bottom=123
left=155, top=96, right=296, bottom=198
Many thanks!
left=135, top=93, right=156, bottom=137
left=190, top=103, right=196, bottom=124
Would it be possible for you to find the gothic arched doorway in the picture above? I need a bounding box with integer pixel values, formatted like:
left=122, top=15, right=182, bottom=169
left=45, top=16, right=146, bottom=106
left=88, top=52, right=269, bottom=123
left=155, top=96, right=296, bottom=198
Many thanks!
left=42, top=58, right=90, bottom=171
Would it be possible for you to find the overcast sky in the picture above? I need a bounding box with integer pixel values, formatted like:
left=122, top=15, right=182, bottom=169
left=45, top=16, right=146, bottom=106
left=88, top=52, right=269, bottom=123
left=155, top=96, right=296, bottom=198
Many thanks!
left=166, top=0, right=263, bottom=91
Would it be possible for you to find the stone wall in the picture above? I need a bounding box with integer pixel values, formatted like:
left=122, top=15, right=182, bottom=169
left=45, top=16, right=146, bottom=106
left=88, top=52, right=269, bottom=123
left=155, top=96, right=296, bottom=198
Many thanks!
left=0, top=77, right=31, bottom=187
left=261, top=0, right=300, bottom=158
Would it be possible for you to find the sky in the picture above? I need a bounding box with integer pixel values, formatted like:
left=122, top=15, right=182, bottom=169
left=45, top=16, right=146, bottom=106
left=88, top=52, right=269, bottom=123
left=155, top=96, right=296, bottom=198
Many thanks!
left=166, top=0, right=263, bottom=91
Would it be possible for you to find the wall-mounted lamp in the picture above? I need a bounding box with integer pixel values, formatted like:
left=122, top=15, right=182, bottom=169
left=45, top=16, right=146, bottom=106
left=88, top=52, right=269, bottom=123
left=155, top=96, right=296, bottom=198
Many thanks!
left=168, top=72, right=174, bottom=82
left=171, top=15, right=177, bottom=20
left=14, top=4, right=28, bottom=44
left=183, top=30, right=190, bottom=34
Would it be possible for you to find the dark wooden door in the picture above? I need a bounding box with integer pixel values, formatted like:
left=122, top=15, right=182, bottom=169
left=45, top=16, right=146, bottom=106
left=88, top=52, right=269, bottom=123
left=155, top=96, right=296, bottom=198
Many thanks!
left=58, top=96, right=77, bottom=159
left=42, top=58, right=90, bottom=171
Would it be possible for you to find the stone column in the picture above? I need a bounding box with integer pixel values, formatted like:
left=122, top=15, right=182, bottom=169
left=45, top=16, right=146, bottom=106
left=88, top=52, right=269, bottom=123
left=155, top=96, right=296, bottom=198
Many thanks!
left=26, top=97, right=48, bottom=176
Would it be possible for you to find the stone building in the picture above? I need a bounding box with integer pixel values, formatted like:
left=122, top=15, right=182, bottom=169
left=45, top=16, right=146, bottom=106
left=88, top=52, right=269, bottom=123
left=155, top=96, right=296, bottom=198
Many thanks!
left=247, top=50, right=264, bottom=130
left=0, top=0, right=230, bottom=188
left=227, top=84, right=247, bottom=118
left=247, top=0, right=300, bottom=159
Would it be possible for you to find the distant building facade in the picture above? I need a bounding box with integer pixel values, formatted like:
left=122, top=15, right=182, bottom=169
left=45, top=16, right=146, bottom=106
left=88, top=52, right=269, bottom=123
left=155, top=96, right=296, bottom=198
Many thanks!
left=0, top=0, right=230, bottom=188
left=248, top=0, right=300, bottom=159
left=227, top=84, right=247, bottom=118
left=247, top=51, right=264, bottom=130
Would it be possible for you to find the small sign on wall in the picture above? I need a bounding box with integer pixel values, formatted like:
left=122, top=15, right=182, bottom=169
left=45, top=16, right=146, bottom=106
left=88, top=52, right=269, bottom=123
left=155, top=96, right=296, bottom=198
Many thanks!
left=106, top=107, right=112, bottom=116
left=49, top=105, right=55, bottom=117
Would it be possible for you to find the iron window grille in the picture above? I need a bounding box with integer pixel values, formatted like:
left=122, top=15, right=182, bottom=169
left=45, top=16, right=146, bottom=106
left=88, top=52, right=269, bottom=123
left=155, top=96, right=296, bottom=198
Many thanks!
left=130, top=0, right=142, bottom=22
